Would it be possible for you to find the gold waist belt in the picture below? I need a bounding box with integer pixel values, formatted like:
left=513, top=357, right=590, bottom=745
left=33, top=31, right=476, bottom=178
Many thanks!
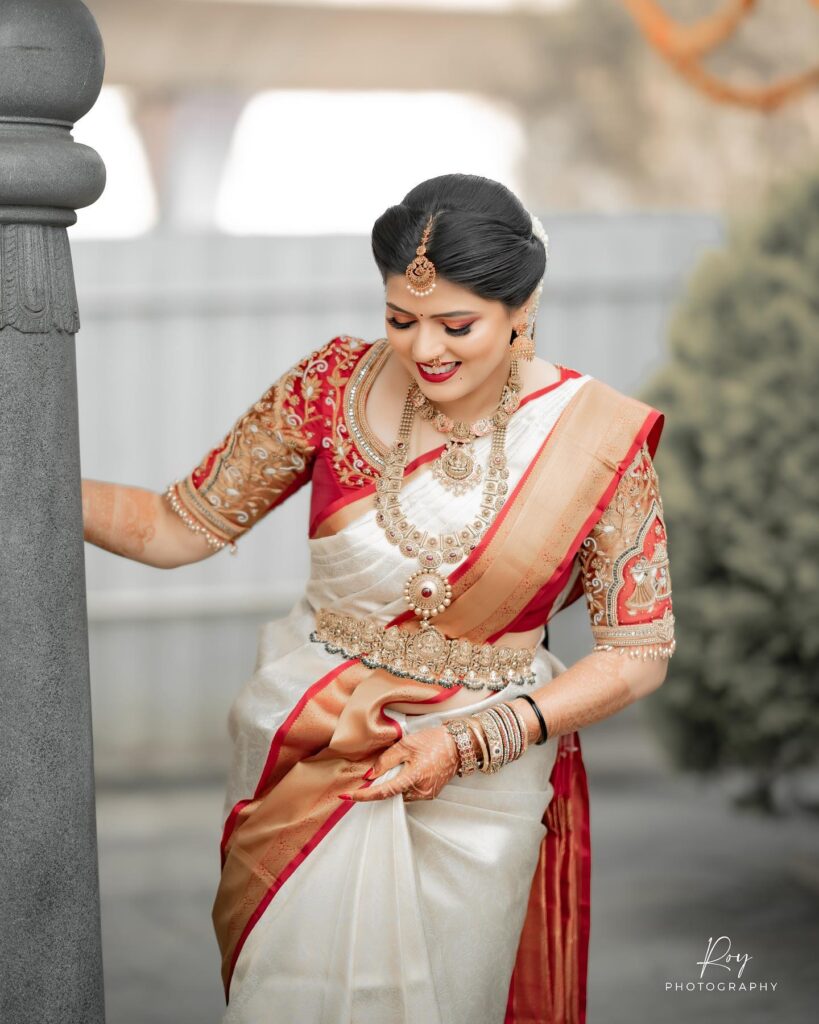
left=309, top=607, right=538, bottom=692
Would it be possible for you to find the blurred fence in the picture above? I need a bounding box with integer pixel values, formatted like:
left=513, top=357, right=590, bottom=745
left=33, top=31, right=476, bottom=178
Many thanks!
left=72, top=212, right=723, bottom=784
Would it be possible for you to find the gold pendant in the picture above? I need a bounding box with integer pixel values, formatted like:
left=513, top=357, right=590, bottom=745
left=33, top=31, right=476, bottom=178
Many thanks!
left=432, top=440, right=482, bottom=495
left=404, top=568, right=452, bottom=618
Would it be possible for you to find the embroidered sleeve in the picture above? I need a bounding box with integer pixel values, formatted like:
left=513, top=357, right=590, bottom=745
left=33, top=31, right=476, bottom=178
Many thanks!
left=576, top=441, right=676, bottom=660
left=163, top=340, right=340, bottom=554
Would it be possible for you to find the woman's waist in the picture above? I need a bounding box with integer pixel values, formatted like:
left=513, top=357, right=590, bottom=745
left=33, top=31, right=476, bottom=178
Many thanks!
left=309, top=605, right=544, bottom=692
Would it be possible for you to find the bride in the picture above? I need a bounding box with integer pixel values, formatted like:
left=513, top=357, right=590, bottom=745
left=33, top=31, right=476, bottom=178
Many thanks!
left=83, top=173, right=675, bottom=1024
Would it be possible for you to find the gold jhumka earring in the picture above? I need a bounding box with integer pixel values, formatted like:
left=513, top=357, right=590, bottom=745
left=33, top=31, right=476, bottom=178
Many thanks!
left=510, top=306, right=535, bottom=361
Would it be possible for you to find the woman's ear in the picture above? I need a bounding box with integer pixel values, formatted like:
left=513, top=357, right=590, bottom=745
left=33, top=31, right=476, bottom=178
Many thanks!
left=510, top=292, right=535, bottom=329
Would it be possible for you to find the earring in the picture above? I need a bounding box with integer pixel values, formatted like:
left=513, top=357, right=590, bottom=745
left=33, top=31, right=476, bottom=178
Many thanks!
left=510, top=309, right=535, bottom=361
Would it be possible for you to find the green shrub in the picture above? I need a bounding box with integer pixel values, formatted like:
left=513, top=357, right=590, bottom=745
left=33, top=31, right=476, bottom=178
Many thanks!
left=640, top=165, right=819, bottom=812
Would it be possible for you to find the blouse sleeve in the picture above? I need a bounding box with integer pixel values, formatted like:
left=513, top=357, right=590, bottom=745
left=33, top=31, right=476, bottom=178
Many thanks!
left=576, top=440, right=676, bottom=660
left=163, top=346, right=326, bottom=555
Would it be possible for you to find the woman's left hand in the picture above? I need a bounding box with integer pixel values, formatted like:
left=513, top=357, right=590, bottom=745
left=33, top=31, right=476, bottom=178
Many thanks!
left=343, top=724, right=461, bottom=803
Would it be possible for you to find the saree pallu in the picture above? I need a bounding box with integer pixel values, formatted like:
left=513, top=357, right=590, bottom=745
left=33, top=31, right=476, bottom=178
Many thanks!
left=214, top=371, right=663, bottom=1023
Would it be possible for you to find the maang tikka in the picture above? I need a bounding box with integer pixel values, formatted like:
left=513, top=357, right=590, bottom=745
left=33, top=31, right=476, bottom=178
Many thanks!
left=405, top=215, right=437, bottom=297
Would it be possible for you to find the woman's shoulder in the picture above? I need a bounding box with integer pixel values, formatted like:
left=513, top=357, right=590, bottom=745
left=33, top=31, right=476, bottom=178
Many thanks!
left=559, top=369, right=666, bottom=460
left=293, top=333, right=375, bottom=377
left=279, top=334, right=379, bottom=410
left=557, top=365, right=656, bottom=413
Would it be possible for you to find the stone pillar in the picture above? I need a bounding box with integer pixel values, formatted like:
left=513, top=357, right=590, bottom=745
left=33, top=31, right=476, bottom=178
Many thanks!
left=0, top=2, right=106, bottom=1022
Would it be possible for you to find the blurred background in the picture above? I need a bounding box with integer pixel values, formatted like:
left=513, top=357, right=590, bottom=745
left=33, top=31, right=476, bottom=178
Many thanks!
left=68, top=0, right=818, bottom=1021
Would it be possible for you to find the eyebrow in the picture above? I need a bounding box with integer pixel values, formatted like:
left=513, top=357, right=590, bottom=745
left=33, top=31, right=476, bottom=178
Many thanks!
left=386, top=301, right=477, bottom=319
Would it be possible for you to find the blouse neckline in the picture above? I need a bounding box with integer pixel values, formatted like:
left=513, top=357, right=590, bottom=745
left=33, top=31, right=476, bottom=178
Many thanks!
left=343, top=336, right=575, bottom=479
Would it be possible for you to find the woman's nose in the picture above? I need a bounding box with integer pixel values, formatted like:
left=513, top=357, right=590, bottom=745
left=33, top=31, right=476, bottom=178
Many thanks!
left=411, top=326, right=450, bottom=364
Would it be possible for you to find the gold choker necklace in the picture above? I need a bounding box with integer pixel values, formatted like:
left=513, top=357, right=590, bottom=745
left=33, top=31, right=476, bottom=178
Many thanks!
left=415, top=358, right=522, bottom=495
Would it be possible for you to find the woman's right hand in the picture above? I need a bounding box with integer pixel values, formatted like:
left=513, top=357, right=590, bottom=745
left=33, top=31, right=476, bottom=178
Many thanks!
left=81, top=479, right=217, bottom=568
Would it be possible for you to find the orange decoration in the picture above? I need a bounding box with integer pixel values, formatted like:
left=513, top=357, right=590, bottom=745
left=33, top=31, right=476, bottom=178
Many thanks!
left=620, top=0, right=819, bottom=111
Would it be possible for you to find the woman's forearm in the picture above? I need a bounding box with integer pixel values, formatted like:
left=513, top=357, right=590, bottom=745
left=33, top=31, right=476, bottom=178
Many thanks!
left=512, top=649, right=669, bottom=746
left=81, top=479, right=214, bottom=568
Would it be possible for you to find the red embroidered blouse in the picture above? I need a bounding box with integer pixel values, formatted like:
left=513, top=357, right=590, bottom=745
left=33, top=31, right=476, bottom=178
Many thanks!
left=165, top=334, right=674, bottom=656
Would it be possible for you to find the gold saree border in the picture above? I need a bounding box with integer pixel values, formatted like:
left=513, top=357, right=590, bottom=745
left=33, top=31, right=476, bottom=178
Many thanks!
left=431, top=378, right=659, bottom=640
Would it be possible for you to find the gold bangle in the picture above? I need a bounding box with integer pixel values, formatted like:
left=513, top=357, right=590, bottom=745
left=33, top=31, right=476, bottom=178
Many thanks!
left=464, top=717, right=489, bottom=771
left=485, top=706, right=512, bottom=766
left=443, top=719, right=479, bottom=776
left=495, top=702, right=524, bottom=761
left=474, top=710, right=504, bottom=774
left=502, top=701, right=529, bottom=756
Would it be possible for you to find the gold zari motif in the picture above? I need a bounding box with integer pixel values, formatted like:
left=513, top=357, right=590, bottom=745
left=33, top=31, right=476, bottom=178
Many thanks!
left=577, top=441, right=676, bottom=660
left=164, top=335, right=369, bottom=549
left=310, top=608, right=538, bottom=691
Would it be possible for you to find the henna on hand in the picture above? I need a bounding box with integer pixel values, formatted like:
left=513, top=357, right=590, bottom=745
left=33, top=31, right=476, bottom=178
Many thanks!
left=82, top=480, right=158, bottom=561
left=345, top=724, right=460, bottom=803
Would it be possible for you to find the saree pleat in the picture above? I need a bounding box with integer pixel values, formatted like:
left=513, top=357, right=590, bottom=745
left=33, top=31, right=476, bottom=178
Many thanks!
left=213, top=372, right=660, bottom=1023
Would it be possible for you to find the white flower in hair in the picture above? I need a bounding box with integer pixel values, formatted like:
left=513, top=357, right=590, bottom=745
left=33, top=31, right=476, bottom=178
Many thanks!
left=527, top=212, right=549, bottom=330
left=530, top=213, right=549, bottom=260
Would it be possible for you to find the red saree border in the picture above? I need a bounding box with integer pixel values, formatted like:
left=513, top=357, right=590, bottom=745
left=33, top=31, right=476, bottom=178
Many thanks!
left=505, top=731, right=591, bottom=1024
left=309, top=363, right=578, bottom=538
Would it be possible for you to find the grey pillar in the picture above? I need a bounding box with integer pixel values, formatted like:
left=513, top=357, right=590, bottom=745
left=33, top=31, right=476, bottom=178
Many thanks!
left=0, top=2, right=106, bottom=1022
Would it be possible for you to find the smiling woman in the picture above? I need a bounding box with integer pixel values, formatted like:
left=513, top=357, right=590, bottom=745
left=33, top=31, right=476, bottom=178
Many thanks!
left=82, top=172, right=675, bottom=1024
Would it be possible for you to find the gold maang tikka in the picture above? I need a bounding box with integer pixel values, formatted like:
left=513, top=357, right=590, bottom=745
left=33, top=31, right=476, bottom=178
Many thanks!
left=405, top=215, right=437, bottom=297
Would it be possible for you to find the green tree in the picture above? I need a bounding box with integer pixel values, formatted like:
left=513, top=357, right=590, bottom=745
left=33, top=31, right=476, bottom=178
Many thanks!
left=640, top=165, right=819, bottom=813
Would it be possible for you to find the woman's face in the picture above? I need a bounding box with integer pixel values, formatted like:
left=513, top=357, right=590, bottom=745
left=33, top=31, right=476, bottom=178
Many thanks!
left=384, top=274, right=523, bottom=403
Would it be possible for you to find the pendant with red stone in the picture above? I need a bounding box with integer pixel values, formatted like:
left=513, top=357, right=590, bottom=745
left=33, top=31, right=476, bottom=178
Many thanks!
left=404, top=568, right=452, bottom=619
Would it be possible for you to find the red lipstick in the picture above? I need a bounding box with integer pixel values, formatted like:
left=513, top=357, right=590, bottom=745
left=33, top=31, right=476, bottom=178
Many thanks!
left=416, top=360, right=461, bottom=383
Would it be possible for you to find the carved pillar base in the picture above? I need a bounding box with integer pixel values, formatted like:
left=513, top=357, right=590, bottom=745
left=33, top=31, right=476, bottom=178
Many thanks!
left=0, top=224, right=81, bottom=334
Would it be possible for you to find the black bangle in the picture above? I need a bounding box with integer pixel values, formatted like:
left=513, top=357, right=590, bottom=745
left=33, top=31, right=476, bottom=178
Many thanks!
left=514, top=694, right=549, bottom=745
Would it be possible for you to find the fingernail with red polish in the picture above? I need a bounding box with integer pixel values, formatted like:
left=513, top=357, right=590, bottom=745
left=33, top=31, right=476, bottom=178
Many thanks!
left=338, top=793, right=352, bottom=800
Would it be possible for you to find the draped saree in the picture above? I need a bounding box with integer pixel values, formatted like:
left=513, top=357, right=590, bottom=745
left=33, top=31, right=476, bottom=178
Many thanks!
left=205, top=358, right=665, bottom=1024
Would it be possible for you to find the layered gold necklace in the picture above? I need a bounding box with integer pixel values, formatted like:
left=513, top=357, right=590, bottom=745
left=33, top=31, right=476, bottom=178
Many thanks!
left=416, top=358, right=522, bottom=494
left=374, top=357, right=520, bottom=619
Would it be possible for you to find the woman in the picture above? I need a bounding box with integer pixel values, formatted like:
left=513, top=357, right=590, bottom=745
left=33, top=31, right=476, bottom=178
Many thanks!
left=82, top=174, right=675, bottom=1024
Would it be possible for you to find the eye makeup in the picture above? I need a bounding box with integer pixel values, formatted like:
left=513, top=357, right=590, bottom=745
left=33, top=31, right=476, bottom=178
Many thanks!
left=386, top=315, right=475, bottom=337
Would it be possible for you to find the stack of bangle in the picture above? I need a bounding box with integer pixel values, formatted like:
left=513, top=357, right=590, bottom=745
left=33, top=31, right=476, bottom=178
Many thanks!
left=442, top=695, right=549, bottom=777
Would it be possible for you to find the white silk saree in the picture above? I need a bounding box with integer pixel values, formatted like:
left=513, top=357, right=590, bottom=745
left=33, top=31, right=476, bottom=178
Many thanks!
left=166, top=335, right=671, bottom=1024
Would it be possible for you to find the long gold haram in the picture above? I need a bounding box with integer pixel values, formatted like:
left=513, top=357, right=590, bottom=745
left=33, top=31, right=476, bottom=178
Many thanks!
left=374, top=364, right=517, bottom=621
